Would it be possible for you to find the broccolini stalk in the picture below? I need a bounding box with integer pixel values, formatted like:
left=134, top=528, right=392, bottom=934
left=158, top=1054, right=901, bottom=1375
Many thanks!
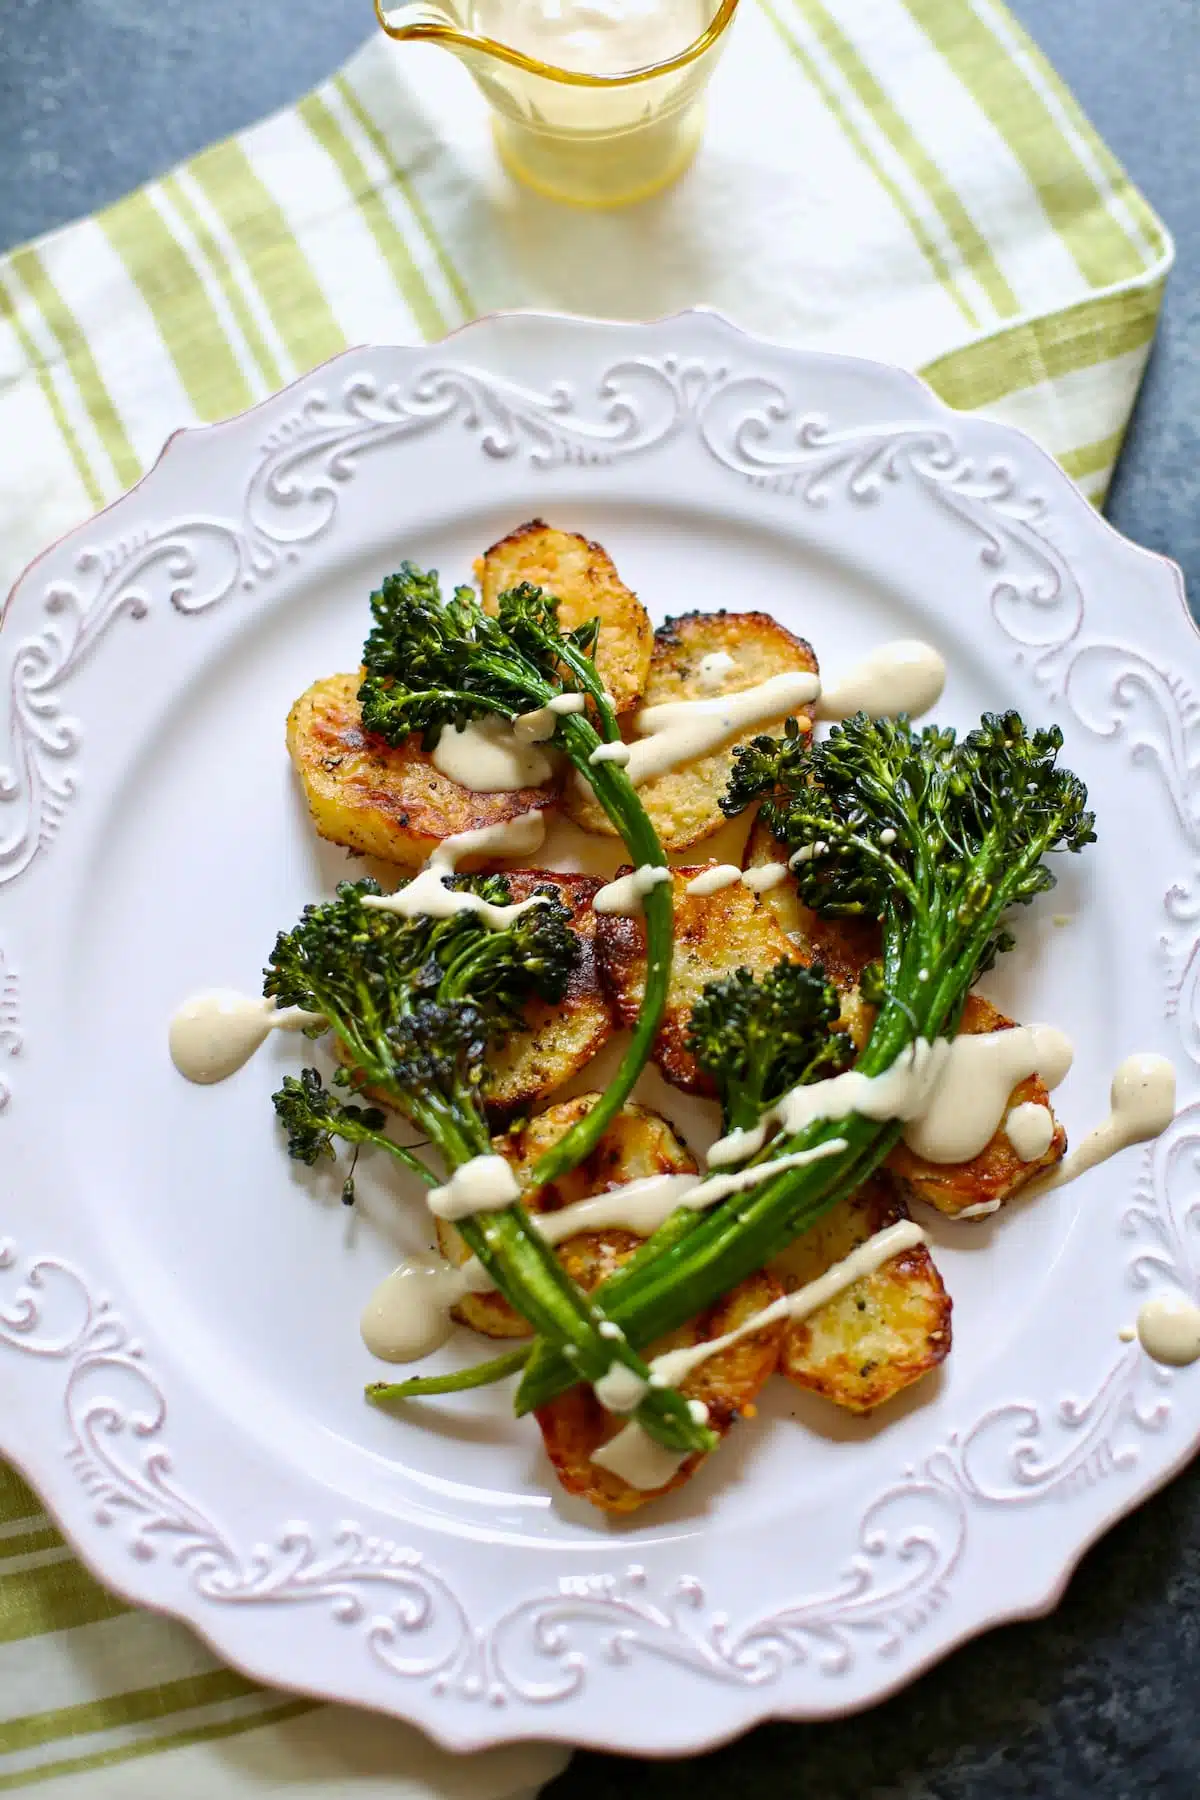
left=267, top=877, right=715, bottom=1457
left=515, top=710, right=1096, bottom=1415
left=356, top=567, right=673, bottom=1188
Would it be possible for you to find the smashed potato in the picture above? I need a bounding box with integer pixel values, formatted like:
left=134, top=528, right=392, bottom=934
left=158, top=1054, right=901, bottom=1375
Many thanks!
left=888, top=994, right=1068, bottom=1215
left=742, top=820, right=1066, bottom=1213
left=286, top=674, right=556, bottom=868
left=438, top=1095, right=696, bottom=1339
left=477, top=521, right=652, bottom=716
left=483, top=873, right=614, bottom=1120
left=538, top=1269, right=785, bottom=1515
left=772, top=1176, right=951, bottom=1412
left=596, top=868, right=801, bottom=1095
left=566, top=611, right=817, bottom=850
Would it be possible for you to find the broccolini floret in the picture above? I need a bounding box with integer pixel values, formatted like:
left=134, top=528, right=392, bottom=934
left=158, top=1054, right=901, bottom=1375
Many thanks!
left=267, top=871, right=715, bottom=1458
left=686, top=960, right=855, bottom=1136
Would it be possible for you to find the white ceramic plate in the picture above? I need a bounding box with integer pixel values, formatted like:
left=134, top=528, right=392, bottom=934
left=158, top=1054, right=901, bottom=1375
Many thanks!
left=3, top=310, right=1199, bottom=1755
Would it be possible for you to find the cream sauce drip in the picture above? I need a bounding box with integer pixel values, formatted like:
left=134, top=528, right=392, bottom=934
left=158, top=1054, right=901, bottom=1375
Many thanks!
left=697, top=651, right=736, bottom=692
left=593, top=1362, right=650, bottom=1413
left=589, top=739, right=632, bottom=767
left=446, top=1145, right=849, bottom=1297
left=901, top=1025, right=1074, bottom=1164
left=361, top=1259, right=480, bottom=1363
left=1023, top=1054, right=1177, bottom=1199
left=427, top=1154, right=521, bottom=1222
left=593, top=864, right=672, bottom=917
left=646, top=1220, right=927, bottom=1391
left=512, top=692, right=586, bottom=742
left=814, top=640, right=946, bottom=722
left=169, top=991, right=320, bottom=1085
left=363, top=810, right=548, bottom=928
left=589, top=1422, right=689, bottom=1491
left=430, top=716, right=554, bottom=791
left=685, top=862, right=790, bottom=898
left=1005, top=1100, right=1056, bottom=1162
left=623, top=672, right=821, bottom=786
left=684, top=863, right=742, bottom=897
left=707, top=1038, right=949, bottom=1167
left=1135, top=1294, right=1200, bottom=1367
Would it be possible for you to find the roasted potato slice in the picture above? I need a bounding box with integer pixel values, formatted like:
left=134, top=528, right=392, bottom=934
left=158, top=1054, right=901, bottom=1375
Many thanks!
left=339, top=871, right=611, bottom=1123
left=438, top=1095, right=698, bottom=1339
left=772, top=1176, right=951, bottom=1412
left=596, top=867, right=801, bottom=1095
left=538, top=1267, right=785, bottom=1515
left=566, top=611, right=817, bottom=851
left=481, top=873, right=614, bottom=1120
left=286, top=674, right=556, bottom=868
left=476, top=521, right=652, bottom=716
left=888, top=994, right=1068, bottom=1215
left=743, top=820, right=1066, bottom=1213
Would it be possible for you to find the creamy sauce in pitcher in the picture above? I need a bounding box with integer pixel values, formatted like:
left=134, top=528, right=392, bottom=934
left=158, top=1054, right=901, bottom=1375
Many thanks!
left=469, top=0, right=711, bottom=74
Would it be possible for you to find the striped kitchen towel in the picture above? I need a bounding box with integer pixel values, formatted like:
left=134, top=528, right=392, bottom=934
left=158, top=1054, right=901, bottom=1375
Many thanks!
left=0, top=0, right=1172, bottom=1789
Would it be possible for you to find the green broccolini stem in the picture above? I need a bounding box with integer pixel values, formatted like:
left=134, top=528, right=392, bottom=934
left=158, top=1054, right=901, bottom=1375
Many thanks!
left=387, top=1085, right=715, bottom=1457
left=513, top=837, right=1055, bottom=1417
left=367, top=1344, right=530, bottom=1402
left=531, top=706, right=673, bottom=1188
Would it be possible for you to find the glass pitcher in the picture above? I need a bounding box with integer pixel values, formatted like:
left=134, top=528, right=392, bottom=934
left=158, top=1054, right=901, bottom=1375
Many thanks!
left=374, top=0, right=740, bottom=207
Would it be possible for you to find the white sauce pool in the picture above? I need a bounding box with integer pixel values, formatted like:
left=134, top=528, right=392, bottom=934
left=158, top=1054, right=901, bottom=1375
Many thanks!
left=427, top=1154, right=522, bottom=1222
left=1004, top=1100, right=1056, bottom=1162
left=1024, top=1054, right=1176, bottom=1199
left=623, top=672, right=821, bottom=785
left=594, top=864, right=673, bottom=917
left=901, top=1024, right=1073, bottom=1164
left=1135, top=1294, right=1200, bottom=1367
left=169, top=992, right=320, bottom=1085
left=814, top=641, right=946, bottom=722
left=430, top=716, right=554, bottom=792
left=590, top=1422, right=689, bottom=1490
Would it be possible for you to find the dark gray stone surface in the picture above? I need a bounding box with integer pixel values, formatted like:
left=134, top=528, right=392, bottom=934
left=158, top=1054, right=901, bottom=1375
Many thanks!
left=1, top=1, right=1196, bottom=1793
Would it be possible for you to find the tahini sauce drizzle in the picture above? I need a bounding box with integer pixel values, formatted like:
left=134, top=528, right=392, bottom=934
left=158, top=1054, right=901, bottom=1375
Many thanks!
left=621, top=672, right=821, bottom=785
left=901, top=1025, right=1073, bottom=1164
left=1005, top=1100, right=1056, bottom=1162
left=814, top=641, right=946, bottom=722
left=1135, top=1294, right=1200, bottom=1367
left=512, top=692, right=586, bottom=742
left=169, top=992, right=320, bottom=1085
left=427, top=1155, right=521, bottom=1222
left=360, top=1257, right=494, bottom=1363
left=368, top=1146, right=853, bottom=1353
left=697, top=651, right=736, bottom=692
left=1021, top=1054, right=1176, bottom=1199
left=647, top=1220, right=927, bottom=1389
left=707, top=1038, right=949, bottom=1167
left=363, top=810, right=548, bottom=927
left=590, top=1424, right=690, bottom=1491
left=685, top=862, right=792, bottom=898
left=430, top=716, right=554, bottom=792
left=593, top=864, right=673, bottom=917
